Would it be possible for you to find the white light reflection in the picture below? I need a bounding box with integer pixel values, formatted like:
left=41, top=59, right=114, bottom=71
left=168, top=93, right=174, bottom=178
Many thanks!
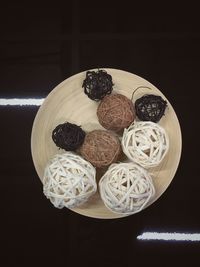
left=137, top=232, right=200, bottom=241
left=0, top=98, right=44, bottom=106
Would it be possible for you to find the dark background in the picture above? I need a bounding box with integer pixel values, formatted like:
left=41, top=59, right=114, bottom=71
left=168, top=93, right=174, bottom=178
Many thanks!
left=1, top=1, right=200, bottom=266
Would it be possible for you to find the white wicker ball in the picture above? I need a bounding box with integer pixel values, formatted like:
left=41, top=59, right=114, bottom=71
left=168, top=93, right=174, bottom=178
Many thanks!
left=122, top=121, right=169, bottom=168
left=99, top=163, right=155, bottom=215
left=43, top=152, right=97, bottom=209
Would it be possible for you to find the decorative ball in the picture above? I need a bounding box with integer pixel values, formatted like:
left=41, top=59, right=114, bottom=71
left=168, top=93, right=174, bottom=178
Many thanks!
left=135, top=94, right=167, bottom=122
left=80, top=130, right=121, bottom=168
left=52, top=122, right=85, bottom=151
left=82, top=69, right=114, bottom=101
left=43, top=152, right=97, bottom=209
left=97, top=93, right=135, bottom=132
left=122, top=121, right=169, bottom=168
left=99, top=162, right=155, bottom=215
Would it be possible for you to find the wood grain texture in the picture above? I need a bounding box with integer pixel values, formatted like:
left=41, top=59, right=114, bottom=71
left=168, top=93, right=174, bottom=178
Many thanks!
left=31, top=68, right=182, bottom=219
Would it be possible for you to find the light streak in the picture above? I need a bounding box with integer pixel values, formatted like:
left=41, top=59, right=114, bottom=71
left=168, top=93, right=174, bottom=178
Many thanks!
left=137, top=232, right=200, bottom=241
left=0, top=98, right=44, bottom=106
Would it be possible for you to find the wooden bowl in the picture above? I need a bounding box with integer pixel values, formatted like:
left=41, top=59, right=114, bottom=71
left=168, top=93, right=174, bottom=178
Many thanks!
left=31, top=68, right=182, bottom=219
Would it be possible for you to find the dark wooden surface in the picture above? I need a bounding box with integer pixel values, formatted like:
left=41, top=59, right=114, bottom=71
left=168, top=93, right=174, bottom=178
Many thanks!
left=1, top=1, right=200, bottom=266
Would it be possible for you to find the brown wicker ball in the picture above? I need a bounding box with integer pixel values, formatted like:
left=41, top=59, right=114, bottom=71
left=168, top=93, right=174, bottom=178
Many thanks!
left=97, top=93, right=135, bottom=132
left=80, top=130, right=121, bottom=168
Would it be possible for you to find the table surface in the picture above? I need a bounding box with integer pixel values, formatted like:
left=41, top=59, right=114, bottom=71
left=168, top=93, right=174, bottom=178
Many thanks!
left=1, top=2, right=200, bottom=266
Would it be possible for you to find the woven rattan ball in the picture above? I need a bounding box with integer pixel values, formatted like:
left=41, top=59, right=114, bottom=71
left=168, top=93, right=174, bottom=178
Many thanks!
left=122, top=121, right=169, bottom=168
left=135, top=94, right=167, bottom=122
left=52, top=122, right=85, bottom=151
left=82, top=69, right=113, bottom=101
left=43, top=152, right=97, bottom=209
left=80, top=130, right=121, bottom=168
left=99, top=162, right=155, bottom=215
left=97, top=93, right=135, bottom=132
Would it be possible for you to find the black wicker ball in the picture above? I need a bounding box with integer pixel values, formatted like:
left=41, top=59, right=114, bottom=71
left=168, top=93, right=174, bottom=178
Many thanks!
left=52, top=122, right=86, bottom=151
left=135, top=94, right=167, bottom=122
left=82, top=69, right=114, bottom=101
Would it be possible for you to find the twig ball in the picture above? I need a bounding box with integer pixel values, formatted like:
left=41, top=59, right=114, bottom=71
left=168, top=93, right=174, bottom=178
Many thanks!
left=43, top=152, right=97, bottom=209
left=80, top=130, right=121, bottom=168
left=135, top=94, right=167, bottom=122
left=97, top=93, right=135, bottom=132
left=122, top=121, right=169, bottom=168
left=99, top=162, right=155, bottom=215
left=52, top=122, right=85, bottom=151
left=82, top=69, right=114, bottom=101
